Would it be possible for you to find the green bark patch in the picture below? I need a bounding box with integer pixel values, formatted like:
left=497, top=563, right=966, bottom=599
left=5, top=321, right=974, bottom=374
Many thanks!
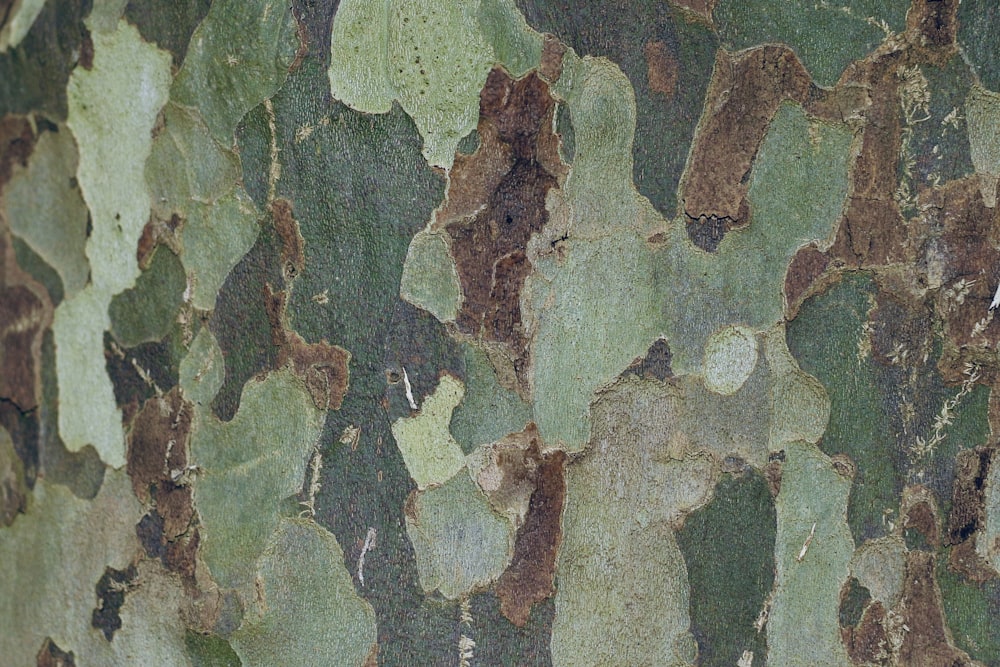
left=450, top=345, right=533, bottom=454
left=390, top=373, right=467, bottom=489
left=405, top=472, right=513, bottom=599
left=786, top=272, right=900, bottom=543
left=714, top=0, right=908, bottom=87
left=0, top=0, right=91, bottom=119
left=123, top=0, right=212, bottom=68
left=768, top=441, right=855, bottom=667
left=966, top=84, right=1000, bottom=208
left=957, top=0, right=1000, bottom=92
left=3, top=126, right=91, bottom=299
left=108, top=245, right=185, bottom=347
left=677, top=471, right=775, bottom=667
left=231, top=518, right=377, bottom=666
left=191, top=369, right=325, bottom=591
left=186, top=630, right=242, bottom=667
left=514, top=0, right=717, bottom=219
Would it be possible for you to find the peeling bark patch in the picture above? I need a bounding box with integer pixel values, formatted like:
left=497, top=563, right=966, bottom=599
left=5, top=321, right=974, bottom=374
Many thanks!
left=898, top=551, right=976, bottom=666
left=441, top=68, right=565, bottom=394
left=494, top=443, right=566, bottom=627
left=35, top=638, right=75, bottom=667
left=644, top=40, right=678, bottom=98
left=622, top=337, right=674, bottom=382
left=91, top=564, right=138, bottom=641
left=829, top=53, right=908, bottom=268
left=0, top=283, right=45, bottom=410
left=681, top=46, right=813, bottom=225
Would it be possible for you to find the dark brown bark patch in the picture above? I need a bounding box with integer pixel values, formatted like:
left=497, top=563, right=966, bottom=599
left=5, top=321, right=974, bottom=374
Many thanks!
left=494, top=432, right=566, bottom=627
left=136, top=212, right=183, bottom=269
left=905, top=499, right=941, bottom=548
left=829, top=53, right=908, bottom=269
left=947, top=447, right=992, bottom=545
left=929, top=177, right=1000, bottom=348
left=439, top=68, right=566, bottom=394
left=91, top=564, right=138, bottom=641
left=681, top=46, right=814, bottom=227
left=842, top=600, right=890, bottom=665
left=906, top=0, right=960, bottom=62
left=126, top=387, right=191, bottom=504
left=644, top=40, right=678, bottom=98
left=897, top=550, right=976, bottom=666
left=622, top=337, right=674, bottom=382
left=36, top=638, right=75, bottom=667
left=538, top=34, right=565, bottom=83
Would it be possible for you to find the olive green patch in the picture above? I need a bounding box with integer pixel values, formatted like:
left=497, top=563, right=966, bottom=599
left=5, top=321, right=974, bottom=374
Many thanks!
left=3, top=127, right=90, bottom=298
left=179, top=326, right=225, bottom=408
left=957, top=0, right=1000, bottom=92
left=0, top=0, right=47, bottom=51
left=450, top=345, right=532, bottom=454
left=405, top=472, right=513, bottom=599
left=399, top=230, right=462, bottom=323
left=109, top=246, right=186, bottom=347
left=231, top=519, right=377, bottom=665
left=170, top=0, right=299, bottom=144
left=185, top=630, right=242, bottom=667
left=676, top=472, right=775, bottom=667
left=966, top=84, right=1000, bottom=208
left=714, top=0, right=908, bottom=87
left=192, top=369, right=325, bottom=591
left=390, top=374, right=467, bottom=489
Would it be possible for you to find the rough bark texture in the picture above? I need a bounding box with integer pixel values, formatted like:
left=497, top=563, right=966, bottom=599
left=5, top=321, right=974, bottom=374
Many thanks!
left=2, top=1, right=1000, bottom=666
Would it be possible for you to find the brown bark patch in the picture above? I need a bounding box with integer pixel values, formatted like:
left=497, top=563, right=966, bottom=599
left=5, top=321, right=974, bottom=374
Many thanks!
left=36, top=638, right=75, bottom=667
left=904, top=499, right=940, bottom=548
left=681, top=46, right=814, bottom=226
left=897, top=550, right=976, bottom=666
left=0, top=115, right=36, bottom=191
left=538, top=34, right=565, bottom=83
left=438, top=68, right=566, bottom=395
left=644, top=40, right=678, bottom=98
left=126, top=388, right=192, bottom=505
left=928, top=177, right=1000, bottom=348
left=136, top=212, right=183, bottom=269
left=493, top=428, right=566, bottom=627
left=906, top=0, right=959, bottom=62
left=842, top=601, right=890, bottom=666
left=829, top=53, right=908, bottom=268
left=270, top=198, right=305, bottom=281
left=784, top=244, right=831, bottom=318
left=263, top=284, right=351, bottom=411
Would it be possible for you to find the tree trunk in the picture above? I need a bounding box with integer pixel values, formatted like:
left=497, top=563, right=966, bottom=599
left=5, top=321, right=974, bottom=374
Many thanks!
left=2, top=0, right=1000, bottom=665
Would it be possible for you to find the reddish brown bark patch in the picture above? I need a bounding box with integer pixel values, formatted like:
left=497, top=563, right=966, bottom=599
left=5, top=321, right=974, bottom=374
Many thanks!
left=0, top=226, right=51, bottom=413
left=36, top=638, right=75, bottom=667
left=494, top=430, right=566, bottom=627
left=136, top=212, right=183, bottom=269
left=270, top=198, right=305, bottom=281
left=784, top=244, right=831, bottom=318
left=644, top=40, right=678, bottom=98
left=897, top=551, right=976, bottom=666
left=263, top=284, right=351, bottom=411
left=906, top=0, right=959, bottom=62
left=829, top=53, right=908, bottom=269
left=126, top=388, right=192, bottom=504
left=538, top=34, right=566, bottom=83
left=681, top=46, right=814, bottom=227
left=927, top=177, right=1000, bottom=348
left=842, top=601, right=890, bottom=666
left=905, top=499, right=941, bottom=548
left=438, top=68, right=566, bottom=394
left=0, top=115, right=36, bottom=191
